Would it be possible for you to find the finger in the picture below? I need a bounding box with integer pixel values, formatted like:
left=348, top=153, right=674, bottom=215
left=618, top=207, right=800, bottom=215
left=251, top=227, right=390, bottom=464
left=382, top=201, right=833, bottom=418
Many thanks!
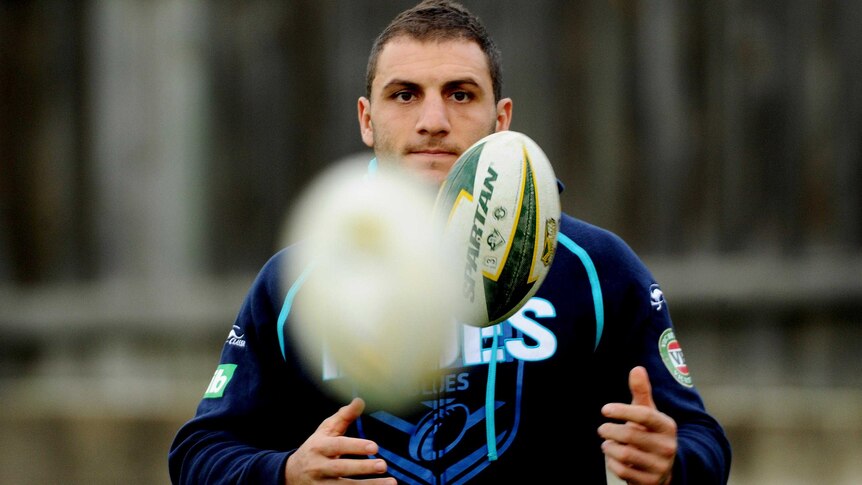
left=597, top=421, right=665, bottom=450
left=323, top=457, right=389, bottom=478
left=629, top=366, right=655, bottom=409
left=598, top=421, right=641, bottom=446
left=604, top=454, right=659, bottom=485
left=601, top=439, right=660, bottom=473
left=601, top=404, right=674, bottom=434
left=598, top=421, right=677, bottom=461
left=318, top=436, right=380, bottom=457
left=339, top=478, right=397, bottom=485
left=598, top=421, right=646, bottom=446
left=319, top=398, right=366, bottom=436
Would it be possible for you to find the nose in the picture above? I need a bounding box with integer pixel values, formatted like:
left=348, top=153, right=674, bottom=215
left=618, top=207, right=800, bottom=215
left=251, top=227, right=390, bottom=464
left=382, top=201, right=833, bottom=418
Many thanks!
left=415, top=94, right=451, bottom=136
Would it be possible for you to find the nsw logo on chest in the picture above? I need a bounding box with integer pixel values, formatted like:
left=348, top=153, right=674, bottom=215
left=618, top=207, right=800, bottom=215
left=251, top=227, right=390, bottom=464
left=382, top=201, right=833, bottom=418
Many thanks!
left=331, top=298, right=559, bottom=484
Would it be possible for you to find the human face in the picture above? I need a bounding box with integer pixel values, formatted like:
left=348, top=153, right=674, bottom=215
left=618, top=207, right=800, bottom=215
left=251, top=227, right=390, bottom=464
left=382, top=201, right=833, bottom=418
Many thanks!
left=358, top=37, right=512, bottom=185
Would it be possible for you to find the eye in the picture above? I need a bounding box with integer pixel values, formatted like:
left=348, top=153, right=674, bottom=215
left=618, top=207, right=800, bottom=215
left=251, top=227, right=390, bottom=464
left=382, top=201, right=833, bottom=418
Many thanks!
left=394, top=91, right=416, bottom=102
left=451, top=91, right=472, bottom=102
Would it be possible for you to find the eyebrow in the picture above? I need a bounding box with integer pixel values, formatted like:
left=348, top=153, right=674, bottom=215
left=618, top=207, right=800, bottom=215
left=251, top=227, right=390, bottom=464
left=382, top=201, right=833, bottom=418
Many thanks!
left=381, top=78, right=483, bottom=94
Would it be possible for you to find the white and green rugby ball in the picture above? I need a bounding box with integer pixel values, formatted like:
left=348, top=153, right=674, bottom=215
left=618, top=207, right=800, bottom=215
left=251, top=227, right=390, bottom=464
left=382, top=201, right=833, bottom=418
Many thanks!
left=434, top=130, right=561, bottom=328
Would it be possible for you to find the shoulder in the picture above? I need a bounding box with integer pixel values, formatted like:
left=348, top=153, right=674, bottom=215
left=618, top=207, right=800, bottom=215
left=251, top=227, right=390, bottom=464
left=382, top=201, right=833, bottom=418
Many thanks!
left=238, top=246, right=296, bottom=322
left=554, top=213, right=656, bottom=300
left=557, top=214, right=649, bottom=275
left=252, top=247, right=289, bottom=295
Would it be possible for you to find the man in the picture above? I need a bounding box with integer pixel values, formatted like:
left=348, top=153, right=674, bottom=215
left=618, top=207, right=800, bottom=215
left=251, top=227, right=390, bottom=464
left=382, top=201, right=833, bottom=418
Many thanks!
left=168, top=1, right=732, bottom=484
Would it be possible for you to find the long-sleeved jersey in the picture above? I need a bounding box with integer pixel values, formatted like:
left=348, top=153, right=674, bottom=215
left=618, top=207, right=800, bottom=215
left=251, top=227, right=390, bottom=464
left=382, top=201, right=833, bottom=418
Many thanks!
left=169, top=212, right=732, bottom=484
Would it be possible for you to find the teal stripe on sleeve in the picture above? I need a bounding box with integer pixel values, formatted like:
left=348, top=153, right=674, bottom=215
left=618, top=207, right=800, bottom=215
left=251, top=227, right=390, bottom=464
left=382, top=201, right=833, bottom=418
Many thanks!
left=277, top=262, right=316, bottom=360
left=557, top=233, right=604, bottom=351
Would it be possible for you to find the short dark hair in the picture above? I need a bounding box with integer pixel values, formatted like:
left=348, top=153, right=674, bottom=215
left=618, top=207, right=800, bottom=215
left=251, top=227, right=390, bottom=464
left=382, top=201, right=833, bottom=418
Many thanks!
left=365, top=0, right=503, bottom=102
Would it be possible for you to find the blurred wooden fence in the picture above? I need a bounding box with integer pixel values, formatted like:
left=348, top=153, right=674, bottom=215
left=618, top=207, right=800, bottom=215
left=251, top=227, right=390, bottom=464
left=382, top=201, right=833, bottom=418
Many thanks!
left=1, top=2, right=860, bottom=484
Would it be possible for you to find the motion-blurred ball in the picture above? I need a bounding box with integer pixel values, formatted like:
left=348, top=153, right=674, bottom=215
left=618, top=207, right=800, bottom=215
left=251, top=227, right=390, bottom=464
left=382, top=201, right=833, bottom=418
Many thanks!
left=282, top=160, right=459, bottom=410
left=433, top=130, right=561, bottom=327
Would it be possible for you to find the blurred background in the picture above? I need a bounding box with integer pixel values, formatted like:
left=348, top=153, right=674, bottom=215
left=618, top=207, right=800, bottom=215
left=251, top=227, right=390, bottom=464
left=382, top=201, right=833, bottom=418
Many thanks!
left=1, top=1, right=860, bottom=484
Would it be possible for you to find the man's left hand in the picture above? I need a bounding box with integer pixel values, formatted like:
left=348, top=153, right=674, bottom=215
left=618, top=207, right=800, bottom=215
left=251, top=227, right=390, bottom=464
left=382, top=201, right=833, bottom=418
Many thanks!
left=598, top=366, right=677, bottom=485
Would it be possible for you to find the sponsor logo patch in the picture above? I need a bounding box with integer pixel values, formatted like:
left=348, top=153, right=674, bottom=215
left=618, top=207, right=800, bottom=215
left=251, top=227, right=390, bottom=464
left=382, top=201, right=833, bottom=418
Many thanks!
left=204, top=364, right=237, bottom=398
left=658, top=329, right=692, bottom=388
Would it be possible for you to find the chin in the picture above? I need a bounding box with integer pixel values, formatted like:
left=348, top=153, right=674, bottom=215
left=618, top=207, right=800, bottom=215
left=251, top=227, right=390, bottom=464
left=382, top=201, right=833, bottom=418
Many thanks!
left=399, top=161, right=448, bottom=186
left=417, top=169, right=448, bottom=187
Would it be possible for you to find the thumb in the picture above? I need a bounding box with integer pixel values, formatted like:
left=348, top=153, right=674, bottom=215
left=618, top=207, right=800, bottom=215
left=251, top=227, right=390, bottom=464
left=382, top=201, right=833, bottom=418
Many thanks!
left=319, top=397, right=366, bottom=436
left=629, top=366, right=656, bottom=409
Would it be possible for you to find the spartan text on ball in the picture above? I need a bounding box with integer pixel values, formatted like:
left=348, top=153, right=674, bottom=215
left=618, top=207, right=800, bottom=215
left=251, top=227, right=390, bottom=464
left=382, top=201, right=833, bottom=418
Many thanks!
left=463, top=166, right=498, bottom=303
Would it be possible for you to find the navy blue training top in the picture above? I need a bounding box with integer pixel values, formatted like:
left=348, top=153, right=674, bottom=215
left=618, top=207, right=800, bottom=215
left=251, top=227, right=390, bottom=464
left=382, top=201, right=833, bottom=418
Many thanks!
left=168, top=213, right=732, bottom=484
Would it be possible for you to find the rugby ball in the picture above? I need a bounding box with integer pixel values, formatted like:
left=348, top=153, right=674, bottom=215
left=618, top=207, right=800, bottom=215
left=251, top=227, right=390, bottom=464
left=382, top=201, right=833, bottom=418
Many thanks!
left=433, top=130, right=561, bottom=327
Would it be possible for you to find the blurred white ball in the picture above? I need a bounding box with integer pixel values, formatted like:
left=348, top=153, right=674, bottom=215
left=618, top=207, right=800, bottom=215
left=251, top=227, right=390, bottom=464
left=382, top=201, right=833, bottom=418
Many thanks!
left=282, top=160, right=459, bottom=410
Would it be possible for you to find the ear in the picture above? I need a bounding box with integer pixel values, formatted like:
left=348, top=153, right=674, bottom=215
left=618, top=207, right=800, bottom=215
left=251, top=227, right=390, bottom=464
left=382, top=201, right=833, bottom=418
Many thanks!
left=495, top=97, right=513, bottom=132
left=357, top=97, right=374, bottom=148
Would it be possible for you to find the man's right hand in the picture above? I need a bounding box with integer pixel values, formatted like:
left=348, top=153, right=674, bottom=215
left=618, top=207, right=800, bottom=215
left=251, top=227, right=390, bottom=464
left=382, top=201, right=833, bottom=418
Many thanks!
left=284, top=397, right=396, bottom=484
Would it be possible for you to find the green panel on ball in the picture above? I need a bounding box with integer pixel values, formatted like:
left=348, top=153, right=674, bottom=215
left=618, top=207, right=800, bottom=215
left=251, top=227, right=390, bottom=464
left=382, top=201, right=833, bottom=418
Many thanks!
left=484, top=149, right=540, bottom=323
left=437, top=141, right=485, bottom=216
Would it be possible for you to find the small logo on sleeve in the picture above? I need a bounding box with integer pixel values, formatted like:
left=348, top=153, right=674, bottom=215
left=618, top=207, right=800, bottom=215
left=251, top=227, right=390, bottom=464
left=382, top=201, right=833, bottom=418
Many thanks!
left=226, top=325, right=246, bottom=348
left=204, top=364, right=237, bottom=398
left=658, top=329, right=692, bottom=387
left=649, top=284, right=666, bottom=311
